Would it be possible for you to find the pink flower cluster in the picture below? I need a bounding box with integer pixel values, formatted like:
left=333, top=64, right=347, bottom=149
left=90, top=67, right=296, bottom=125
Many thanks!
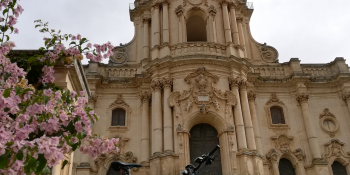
left=80, top=138, right=120, bottom=159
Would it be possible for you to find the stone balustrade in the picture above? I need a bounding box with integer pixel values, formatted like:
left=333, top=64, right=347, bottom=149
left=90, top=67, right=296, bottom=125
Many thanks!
left=105, top=68, right=137, bottom=77
left=253, top=66, right=289, bottom=78
left=302, top=67, right=330, bottom=77
left=170, top=42, right=227, bottom=57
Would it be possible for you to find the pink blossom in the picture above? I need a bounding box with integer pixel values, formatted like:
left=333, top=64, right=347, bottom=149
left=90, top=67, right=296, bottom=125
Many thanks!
left=87, top=43, right=92, bottom=48
left=71, top=35, right=76, bottom=40
left=14, top=28, right=18, bottom=34
left=77, top=34, right=81, bottom=40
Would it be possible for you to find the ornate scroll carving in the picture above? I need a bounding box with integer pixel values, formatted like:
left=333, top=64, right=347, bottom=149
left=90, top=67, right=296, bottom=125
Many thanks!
left=266, top=93, right=285, bottom=106
left=110, top=94, right=129, bottom=108
left=322, top=139, right=350, bottom=162
left=184, top=67, right=219, bottom=84
left=266, top=149, right=278, bottom=162
left=151, top=80, right=162, bottom=92
left=294, top=148, right=306, bottom=161
left=139, top=92, right=151, bottom=104
left=162, top=78, right=173, bottom=89
left=296, top=92, right=309, bottom=103
left=320, top=108, right=335, bottom=118
left=110, top=48, right=128, bottom=64
left=271, top=134, right=294, bottom=154
left=260, top=44, right=279, bottom=63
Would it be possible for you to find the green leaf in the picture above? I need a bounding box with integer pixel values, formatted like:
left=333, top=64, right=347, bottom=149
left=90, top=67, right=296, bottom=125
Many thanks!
left=15, top=86, right=22, bottom=95
left=5, top=141, right=14, bottom=147
left=24, top=155, right=37, bottom=174
left=35, top=154, right=47, bottom=174
left=16, top=150, right=24, bottom=160
left=3, top=9, right=8, bottom=15
left=3, top=89, right=11, bottom=98
left=82, top=132, right=87, bottom=139
left=44, top=96, right=49, bottom=105
left=0, top=150, right=11, bottom=169
left=61, top=160, right=69, bottom=170
left=77, top=132, right=82, bottom=140
left=67, top=121, right=75, bottom=134
left=5, top=35, right=9, bottom=41
left=71, top=143, right=79, bottom=151
left=69, top=41, right=76, bottom=45
left=41, top=166, right=51, bottom=175
left=3, top=73, right=11, bottom=82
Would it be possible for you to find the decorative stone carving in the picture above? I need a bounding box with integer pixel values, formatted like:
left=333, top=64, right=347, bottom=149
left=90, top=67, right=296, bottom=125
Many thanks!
left=176, top=124, right=183, bottom=132
left=109, top=94, right=129, bottom=108
left=296, top=92, right=309, bottom=103
left=319, top=108, right=335, bottom=118
left=342, top=91, right=350, bottom=103
left=271, top=134, right=294, bottom=154
left=183, top=98, right=193, bottom=112
left=322, top=139, right=350, bottom=162
left=139, top=92, right=151, bottom=103
left=110, top=48, right=128, bottom=64
left=260, top=44, right=279, bottom=63
left=151, top=80, right=162, bottom=92
left=208, top=5, right=217, bottom=16
left=88, top=93, right=98, bottom=106
left=239, top=80, right=248, bottom=89
left=175, top=5, right=183, bottom=16
left=319, top=108, right=339, bottom=138
left=169, top=67, right=236, bottom=119
left=213, top=100, right=220, bottom=110
left=228, top=76, right=240, bottom=88
left=294, top=148, right=306, bottom=161
left=199, top=105, right=209, bottom=114
left=184, top=67, right=219, bottom=84
left=94, top=151, right=139, bottom=174
left=248, top=91, right=256, bottom=101
left=162, top=78, right=173, bottom=89
left=266, top=149, right=278, bottom=162
left=266, top=93, right=285, bottom=106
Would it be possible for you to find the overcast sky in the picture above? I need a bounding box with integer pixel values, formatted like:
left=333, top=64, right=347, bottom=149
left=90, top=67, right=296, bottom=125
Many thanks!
left=10, top=0, right=350, bottom=65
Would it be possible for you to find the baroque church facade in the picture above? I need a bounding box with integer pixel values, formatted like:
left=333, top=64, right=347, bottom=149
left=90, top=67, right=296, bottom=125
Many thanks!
left=68, top=0, right=350, bottom=174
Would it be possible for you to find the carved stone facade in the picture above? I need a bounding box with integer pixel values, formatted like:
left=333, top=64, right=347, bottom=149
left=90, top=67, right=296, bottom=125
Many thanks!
left=68, top=0, right=350, bottom=175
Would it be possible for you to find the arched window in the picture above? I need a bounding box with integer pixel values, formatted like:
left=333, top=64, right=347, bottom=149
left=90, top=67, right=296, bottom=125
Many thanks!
left=112, top=108, right=126, bottom=126
left=186, top=15, right=207, bottom=42
left=270, top=106, right=285, bottom=124
left=332, top=161, right=347, bottom=175
left=278, top=158, right=296, bottom=175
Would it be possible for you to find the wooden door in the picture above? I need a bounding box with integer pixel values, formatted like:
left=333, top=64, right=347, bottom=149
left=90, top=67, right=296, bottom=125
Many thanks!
left=189, top=124, right=222, bottom=175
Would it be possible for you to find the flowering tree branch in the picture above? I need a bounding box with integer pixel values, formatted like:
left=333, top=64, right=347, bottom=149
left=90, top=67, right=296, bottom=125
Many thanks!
left=0, top=0, right=118, bottom=174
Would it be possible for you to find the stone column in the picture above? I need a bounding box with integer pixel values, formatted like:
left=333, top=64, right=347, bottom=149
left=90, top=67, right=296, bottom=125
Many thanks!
left=151, top=80, right=163, bottom=156
left=208, top=6, right=217, bottom=42
left=239, top=81, right=256, bottom=151
left=248, top=91, right=263, bottom=154
left=178, top=132, right=190, bottom=173
left=175, top=6, right=184, bottom=43
left=296, top=93, right=321, bottom=159
left=162, top=2, right=169, bottom=44
left=151, top=5, right=160, bottom=48
left=229, top=5, right=240, bottom=45
left=228, top=77, right=247, bottom=150
left=143, top=17, right=150, bottom=59
left=243, top=20, right=252, bottom=58
left=237, top=18, right=247, bottom=57
left=221, top=2, right=232, bottom=43
left=163, top=78, right=173, bottom=154
left=267, top=149, right=279, bottom=175
left=140, top=92, right=151, bottom=164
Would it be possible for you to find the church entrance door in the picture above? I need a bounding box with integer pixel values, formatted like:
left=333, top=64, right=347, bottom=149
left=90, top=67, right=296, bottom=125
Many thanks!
left=189, top=123, right=222, bottom=175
